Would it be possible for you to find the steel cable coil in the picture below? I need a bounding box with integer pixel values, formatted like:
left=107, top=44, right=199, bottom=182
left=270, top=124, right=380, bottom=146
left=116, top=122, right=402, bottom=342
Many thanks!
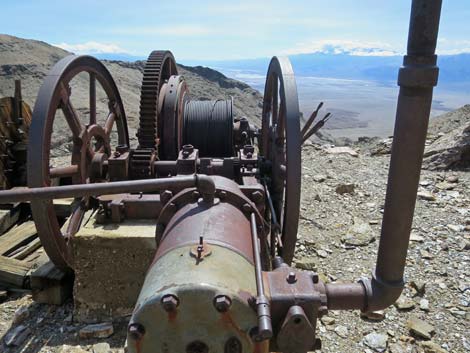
left=183, top=99, right=233, bottom=157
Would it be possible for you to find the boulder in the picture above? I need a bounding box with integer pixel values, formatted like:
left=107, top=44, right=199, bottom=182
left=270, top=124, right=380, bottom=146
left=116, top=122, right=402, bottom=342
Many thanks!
left=423, top=121, right=470, bottom=170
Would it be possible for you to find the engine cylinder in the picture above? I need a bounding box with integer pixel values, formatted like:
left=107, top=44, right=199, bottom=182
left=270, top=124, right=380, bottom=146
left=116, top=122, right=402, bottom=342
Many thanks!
left=127, top=177, right=266, bottom=353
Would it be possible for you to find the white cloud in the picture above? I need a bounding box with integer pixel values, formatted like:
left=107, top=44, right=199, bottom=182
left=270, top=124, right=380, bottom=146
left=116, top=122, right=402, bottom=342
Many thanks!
left=111, top=25, right=211, bottom=37
left=283, top=39, right=400, bottom=56
left=437, top=38, right=470, bottom=55
left=54, top=41, right=129, bottom=54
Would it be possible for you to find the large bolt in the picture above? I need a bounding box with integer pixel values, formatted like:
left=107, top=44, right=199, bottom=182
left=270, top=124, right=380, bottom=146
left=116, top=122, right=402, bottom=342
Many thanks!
left=251, top=191, right=264, bottom=204
left=214, top=295, right=232, bottom=313
left=182, top=144, right=194, bottom=159
left=311, top=273, right=319, bottom=284
left=161, top=294, right=179, bottom=312
left=128, top=323, right=145, bottom=340
left=286, top=271, right=297, bottom=284
left=160, top=190, right=173, bottom=204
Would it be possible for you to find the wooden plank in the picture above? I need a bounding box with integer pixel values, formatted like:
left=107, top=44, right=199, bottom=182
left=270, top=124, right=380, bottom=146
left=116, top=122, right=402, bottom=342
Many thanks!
left=0, top=221, right=37, bottom=256
left=0, top=256, right=30, bottom=288
left=0, top=203, right=20, bottom=234
left=31, top=261, right=72, bottom=305
left=11, top=237, right=42, bottom=260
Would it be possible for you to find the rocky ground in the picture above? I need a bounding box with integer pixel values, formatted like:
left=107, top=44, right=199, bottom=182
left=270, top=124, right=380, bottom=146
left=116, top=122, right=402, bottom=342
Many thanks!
left=0, top=142, right=468, bottom=353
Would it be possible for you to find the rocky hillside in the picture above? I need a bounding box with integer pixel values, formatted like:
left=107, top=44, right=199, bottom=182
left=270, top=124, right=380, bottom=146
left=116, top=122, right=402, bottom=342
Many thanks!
left=0, top=34, right=263, bottom=146
left=423, top=105, right=470, bottom=170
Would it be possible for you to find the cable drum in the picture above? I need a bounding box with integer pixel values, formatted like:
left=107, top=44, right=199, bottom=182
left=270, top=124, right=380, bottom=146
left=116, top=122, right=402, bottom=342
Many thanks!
left=183, top=99, right=234, bottom=157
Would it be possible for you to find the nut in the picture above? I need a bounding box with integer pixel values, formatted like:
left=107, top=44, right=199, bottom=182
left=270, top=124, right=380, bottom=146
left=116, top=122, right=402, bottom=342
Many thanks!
left=161, top=294, right=179, bottom=312
left=128, top=323, right=145, bottom=340
left=286, top=271, right=297, bottom=284
left=214, top=295, right=232, bottom=312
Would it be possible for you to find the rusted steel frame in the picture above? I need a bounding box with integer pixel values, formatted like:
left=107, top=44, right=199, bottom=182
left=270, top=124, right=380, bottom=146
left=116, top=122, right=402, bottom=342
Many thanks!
left=250, top=212, right=273, bottom=341
left=300, top=101, right=323, bottom=137
left=0, top=175, right=215, bottom=203
left=89, top=72, right=96, bottom=125
left=49, top=165, right=79, bottom=179
left=324, top=0, right=442, bottom=312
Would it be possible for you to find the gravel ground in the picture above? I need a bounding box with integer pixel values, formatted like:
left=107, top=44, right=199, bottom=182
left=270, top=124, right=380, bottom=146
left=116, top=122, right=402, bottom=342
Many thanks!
left=0, top=144, right=469, bottom=353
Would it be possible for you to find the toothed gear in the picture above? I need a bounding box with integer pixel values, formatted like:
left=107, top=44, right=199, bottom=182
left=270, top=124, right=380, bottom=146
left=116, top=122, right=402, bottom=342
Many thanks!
left=137, top=50, right=177, bottom=151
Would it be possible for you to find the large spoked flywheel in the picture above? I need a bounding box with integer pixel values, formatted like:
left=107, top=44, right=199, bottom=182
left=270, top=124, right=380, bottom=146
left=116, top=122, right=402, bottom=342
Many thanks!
left=28, top=55, right=129, bottom=270
left=260, top=56, right=301, bottom=265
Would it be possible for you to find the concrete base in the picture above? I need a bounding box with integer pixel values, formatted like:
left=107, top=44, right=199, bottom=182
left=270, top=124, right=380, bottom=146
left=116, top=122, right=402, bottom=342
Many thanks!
left=72, top=213, right=156, bottom=323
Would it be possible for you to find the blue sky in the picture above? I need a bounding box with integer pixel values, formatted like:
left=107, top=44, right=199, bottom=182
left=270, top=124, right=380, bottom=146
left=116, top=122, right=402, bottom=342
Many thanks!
left=1, top=0, right=469, bottom=60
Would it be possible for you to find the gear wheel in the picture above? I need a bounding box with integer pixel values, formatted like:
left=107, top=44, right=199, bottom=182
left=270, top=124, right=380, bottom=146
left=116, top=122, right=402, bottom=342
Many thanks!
left=137, top=51, right=177, bottom=151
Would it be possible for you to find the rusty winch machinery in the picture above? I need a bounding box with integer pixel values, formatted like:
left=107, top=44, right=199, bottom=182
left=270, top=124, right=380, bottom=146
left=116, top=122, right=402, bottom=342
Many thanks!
left=0, top=1, right=443, bottom=352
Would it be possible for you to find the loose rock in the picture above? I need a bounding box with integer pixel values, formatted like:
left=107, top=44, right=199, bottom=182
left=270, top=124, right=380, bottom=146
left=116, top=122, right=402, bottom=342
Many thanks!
left=334, top=325, right=349, bottom=338
left=395, top=295, right=415, bottom=310
left=295, top=258, right=317, bottom=271
left=79, top=322, right=114, bottom=339
left=12, top=305, right=30, bottom=326
left=363, top=332, right=388, bottom=352
left=407, top=316, right=435, bottom=339
left=325, top=146, right=359, bottom=157
left=4, top=324, right=31, bottom=346
left=417, top=190, right=436, bottom=201
left=419, top=341, right=448, bottom=353
left=419, top=298, right=430, bottom=311
left=341, top=217, right=375, bottom=246
left=335, top=183, right=356, bottom=195
left=93, top=342, right=112, bottom=353
left=360, top=310, right=385, bottom=321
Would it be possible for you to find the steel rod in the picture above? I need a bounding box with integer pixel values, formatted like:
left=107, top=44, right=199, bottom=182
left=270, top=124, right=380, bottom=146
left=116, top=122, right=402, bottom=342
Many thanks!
left=250, top=212, right=273, bottom=341
left=0, top=175, right=215, bottom=204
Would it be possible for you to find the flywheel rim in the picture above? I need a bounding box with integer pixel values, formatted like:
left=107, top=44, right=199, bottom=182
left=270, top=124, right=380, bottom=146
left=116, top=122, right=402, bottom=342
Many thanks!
left=261, top=56, right=301, bottom=265
left=28, top=55, right=129, bottom=270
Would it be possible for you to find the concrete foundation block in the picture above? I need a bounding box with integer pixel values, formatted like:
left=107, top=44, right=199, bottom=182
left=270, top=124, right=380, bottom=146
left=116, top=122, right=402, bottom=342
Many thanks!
left=72, top=215, right=156, bottom=323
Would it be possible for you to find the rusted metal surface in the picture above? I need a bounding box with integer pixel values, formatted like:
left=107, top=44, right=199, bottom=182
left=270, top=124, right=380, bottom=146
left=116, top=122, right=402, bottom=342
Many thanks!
left=155, top=177, right=259, bottom=264
left=276, top=305, right=315, bottom=353
left=260, top=56, right=301, bottom=265
left=27, top=55, right=129, bottom=269
left=160, top=75, right=188, bottom=160
left=359, top=0, right=442, bottom=312
left=250, top=212, right=272, bottom=341
left=0, top=175, right=215, bottom=204
left=128, top=245, right=261, bottom=353
left=138, top=50, right=177, bottom=150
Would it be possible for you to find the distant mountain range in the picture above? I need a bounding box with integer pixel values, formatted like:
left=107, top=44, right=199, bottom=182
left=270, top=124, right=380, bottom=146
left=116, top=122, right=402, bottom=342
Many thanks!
left=97, top=52, right=470, bottom=88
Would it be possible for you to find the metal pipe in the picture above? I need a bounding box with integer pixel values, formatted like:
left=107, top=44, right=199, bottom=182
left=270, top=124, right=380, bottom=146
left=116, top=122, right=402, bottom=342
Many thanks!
left=0, top=175, right=215, bottom=203
left=323, top=0, right=442, bottom=312
left=361, top=0, right=442, bottom=312
left=250, top=212, right=273, bottom=341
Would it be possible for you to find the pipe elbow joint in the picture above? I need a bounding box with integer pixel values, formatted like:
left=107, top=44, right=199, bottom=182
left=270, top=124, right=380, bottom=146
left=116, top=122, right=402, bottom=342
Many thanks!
left=359, top=271, right=404, bottom=312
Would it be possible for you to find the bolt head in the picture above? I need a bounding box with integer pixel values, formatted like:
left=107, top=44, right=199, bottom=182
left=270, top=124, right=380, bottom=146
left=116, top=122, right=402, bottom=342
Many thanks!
left=214, top=295, right=232, bottom=312
left=128, top=323, right=145, bottom=340
left=251, top=191, right=264, bottom=204
left=242, top=203, right=252, bottom=213
left=286, top=271, right=297, bottom=284
left=161, top=294, right=179, bottom=312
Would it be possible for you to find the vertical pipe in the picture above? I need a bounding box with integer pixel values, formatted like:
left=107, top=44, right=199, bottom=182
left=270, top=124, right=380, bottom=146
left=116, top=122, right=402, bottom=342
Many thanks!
left=362, top=0, right=442, bottom=311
